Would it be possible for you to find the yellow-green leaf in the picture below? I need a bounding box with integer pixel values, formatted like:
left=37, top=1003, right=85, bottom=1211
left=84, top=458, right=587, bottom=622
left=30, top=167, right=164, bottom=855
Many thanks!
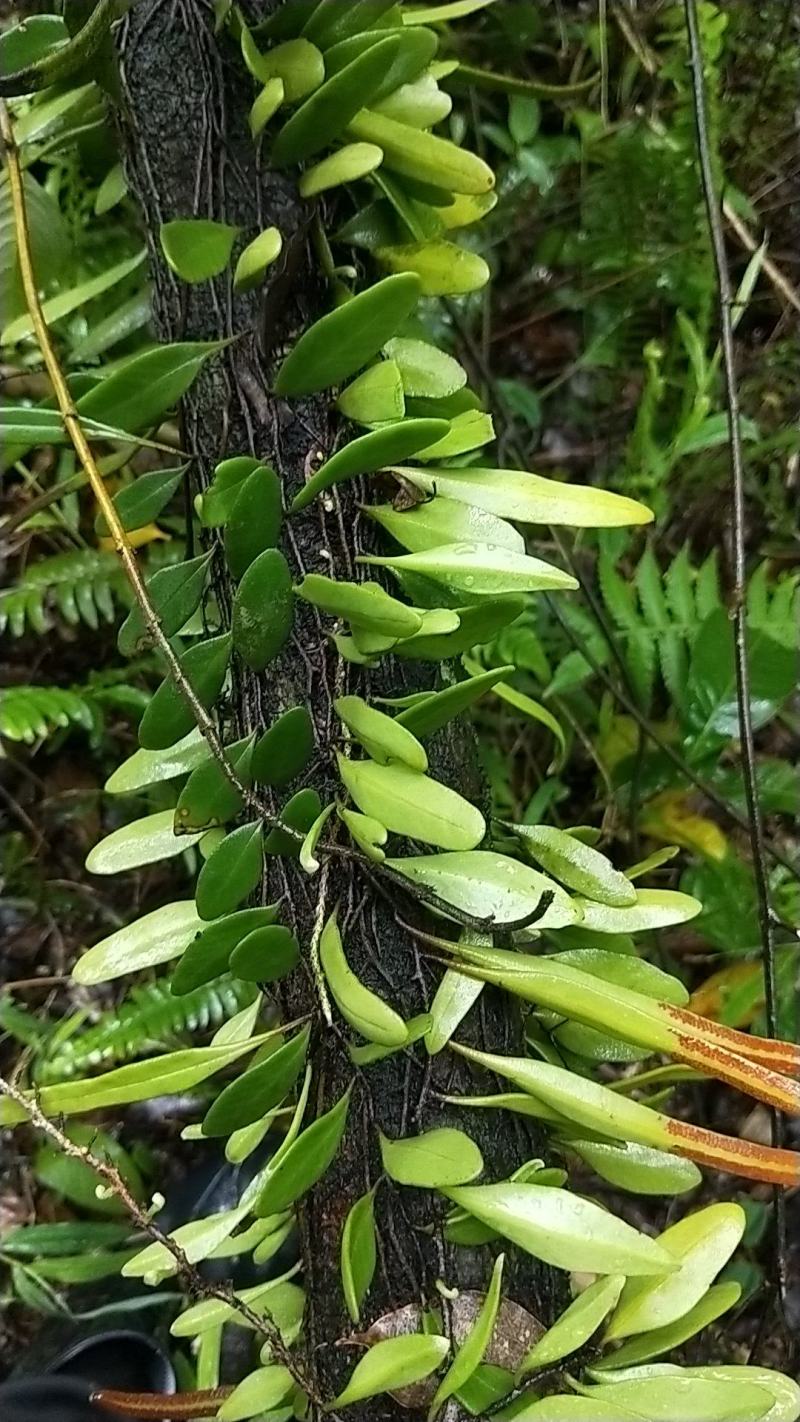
left=335, top=694, right=428, bottom=771
left=299, top=141, right=383, bottom=197
left=377, top=240, right=490, bottom=295
left=73, top=900, right=203, bottom=985
left=517, top=1275, right=625, bottom=1376
left=338, top=754, right=485, bottom=851
left=233, top=227, right=283, bottom=291
left=320, top=909, right=408, bottom=1046
left=159, top=219, right=238, bottom=283
left=333, top=1334, right=450, bottom=1409
left=394, top=464, right=653, bottom=527
left=341, top=1185, right=378, bottom=1323
left=381, top=1127, right=484, bottom=1187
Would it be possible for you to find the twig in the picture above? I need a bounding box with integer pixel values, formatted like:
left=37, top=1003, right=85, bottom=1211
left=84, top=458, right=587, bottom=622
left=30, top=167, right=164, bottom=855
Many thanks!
left=0, top=100, right=266, bottom=827
left=722, top=199, right=800, bottom=317
left=683, top=0, right=788, bottom=1312
left=0, top=1072, right=324, bottom=1405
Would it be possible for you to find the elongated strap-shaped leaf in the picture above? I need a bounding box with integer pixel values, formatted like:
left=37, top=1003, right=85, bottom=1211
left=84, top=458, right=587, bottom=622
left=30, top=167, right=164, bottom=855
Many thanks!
left=291, top=417, right=448, bottom=512
left=86, top=809, right=204, bottom=875
left=444, top=1182, right=675, bottom=1276
left=333, top=1335, right=450, bottom=1410
left=73, top=900, right=204, bottom=986
left=274, top=272, right=421, bottom=395
left=394, top=464, right=653, bottom=527
left=340, top=1185, right=378, bottom=1324
left=517, top=1274, right=625, bottom=1376
left=364, top=497, right=525, bottom=555
left=359, top=541, right=577, bottom=595
left=348, top=107, right=495, bottom=194
left=509, top=823, right=636, bottom=908
left=296, top=573, right=422, bottom=637
left=273, top=36, right=402, bottom=165
left=430, top=1253, right=505, bottom=1418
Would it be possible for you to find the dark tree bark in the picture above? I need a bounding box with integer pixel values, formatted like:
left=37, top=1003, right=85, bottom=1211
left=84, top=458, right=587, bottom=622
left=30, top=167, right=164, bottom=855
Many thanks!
left=116, top=3, right=563, bottom=1415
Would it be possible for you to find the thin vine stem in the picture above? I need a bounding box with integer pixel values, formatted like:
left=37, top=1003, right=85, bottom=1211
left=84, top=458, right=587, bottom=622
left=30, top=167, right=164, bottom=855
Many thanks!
left=0, top=1073, right=325, bottom=1405
left=683, top=0, right=787, bottom=1312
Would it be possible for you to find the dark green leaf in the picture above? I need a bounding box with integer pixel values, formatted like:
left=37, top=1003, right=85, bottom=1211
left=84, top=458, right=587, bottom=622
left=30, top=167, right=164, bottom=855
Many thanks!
left=232, top=549, right=294, bottom=671
left=303, top=0, right=399, bottom=47
left=96, top=466, right=185, bottom=537
left=252, top=706, right=315, bottom=786
left=274, top=273, right=421, bottom=396
left=686, top=608, right=796, bottom=751
left=195, top=822, right=264, bottom=921
left=138, top=634, right=232, bottom=751
left=201, top=456, right=263, bottom=528
left=264, top=787, right=322, bottom=856
left=395, top=596, right=524, bottom=660
left=171, top=906, right=280, bottom=995
left=291, top=419, right=448, bottom=513
left=397, top=665, right=514, bottom=737
left=175, top=736, right=255, bottom=833
left=1, top=1221, right=132, bottom=1258
left=202, top=1025, right=309, bottom=1135
left=77, top=342, right=223, bottom=436
left=224, top=466, right=283, bottom=578
left=118, top=553, right=212, bottom=657
left=229, top=924, right=301, bottom=983
left=255, top=1086, right=351, bottom=1216
left=272, top=36, right=402, bottom=166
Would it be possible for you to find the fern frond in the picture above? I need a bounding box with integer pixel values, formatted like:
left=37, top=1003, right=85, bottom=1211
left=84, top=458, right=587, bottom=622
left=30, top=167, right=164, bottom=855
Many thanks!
left=37, top=975, right=257, bottom=1083
left=0, top=685, right=97, bottom=743
left=0, top=549, right=131, bottom=638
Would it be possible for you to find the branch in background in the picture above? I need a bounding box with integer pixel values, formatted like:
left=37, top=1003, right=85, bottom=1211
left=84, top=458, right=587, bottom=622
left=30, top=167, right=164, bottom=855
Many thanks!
left=0, top=99, right=271, bottom=828
left=0, top=1072, right=323, bottom=1405
left=683, top=0, right=788, bottom=1315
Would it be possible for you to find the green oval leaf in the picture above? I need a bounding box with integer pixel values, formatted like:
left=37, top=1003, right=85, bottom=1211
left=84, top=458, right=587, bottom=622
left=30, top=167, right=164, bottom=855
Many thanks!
left=78, top=342, right=224, bottom=437
left=335, top=694, right=427, bottom=771
left=202, top=1025, right=310, bottom=1136
left=232, top=549, right=294, bottom=671
left=444, top=1183, right=675, bottom=1276
left=394, top=464, right=652, bottom=528
left=337, top=360, right=406, bottom=424
left=320, top=909, right=408, bottom=1046
left=96, top=465, right=184, bottom=537
left=217, top=1364, right=294, bottom=1421
left=171, top=905, right=280, bottom=995
left=348, top=107, right=494, bottom=194
left=296, top=573, right=422, bottom=638
left=384, top=337, right=466, bottom=398
left=195, top=821, right=264, bottom=920
left=233, top=227, right=283, bottom=292
left=378, top=241, right=489, bottom=296
left=572, top=889, right=702, bottom=934
left=597, top=1283, right=742, bottom=1371
left=426, top=966, right=484, bottom=1055
left=565, top=1138, right=702, bottom=1197
left=341, top=1185, right=378, bottom=1324
left=573, top=1374, right=773, bottom=1422
left=299, top=141, right=383, bottom=197
left=381, top=1127, right=484, bottom=1187
left=397, top=665, right=514, bottom=738
left=366, top=497, right=524, bottom=555
left=249, top=76, right=285, bottom=137
left=291, top=417, right=448, bottom=512
left=360, top=541, right=577, bottom=595
left=510, top=825, right=636, bottom=908
left=264, top=786, right=321, bottom=856
left=224, top=465, right=283, bottom=578
left=160, top=219, right=238, bottom=283
left=174, top=735, right=255, bottom=833
left=229, top=924, right=301, bottom=983
left=105, top=728, right=209, bottom=795
left=333, top=1334, right=450, bottom=1409
left=243, top=34, right=323, bottom=100
left=274, top=272, right=421, bottom=396
left=252, top=705, right=314, bottom=786
left=338, top=754, right=485, bottom=851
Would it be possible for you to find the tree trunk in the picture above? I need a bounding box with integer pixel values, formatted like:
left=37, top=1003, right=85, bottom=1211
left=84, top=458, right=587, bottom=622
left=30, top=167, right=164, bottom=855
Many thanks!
left=117, top=4, right=563, bottom=1414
